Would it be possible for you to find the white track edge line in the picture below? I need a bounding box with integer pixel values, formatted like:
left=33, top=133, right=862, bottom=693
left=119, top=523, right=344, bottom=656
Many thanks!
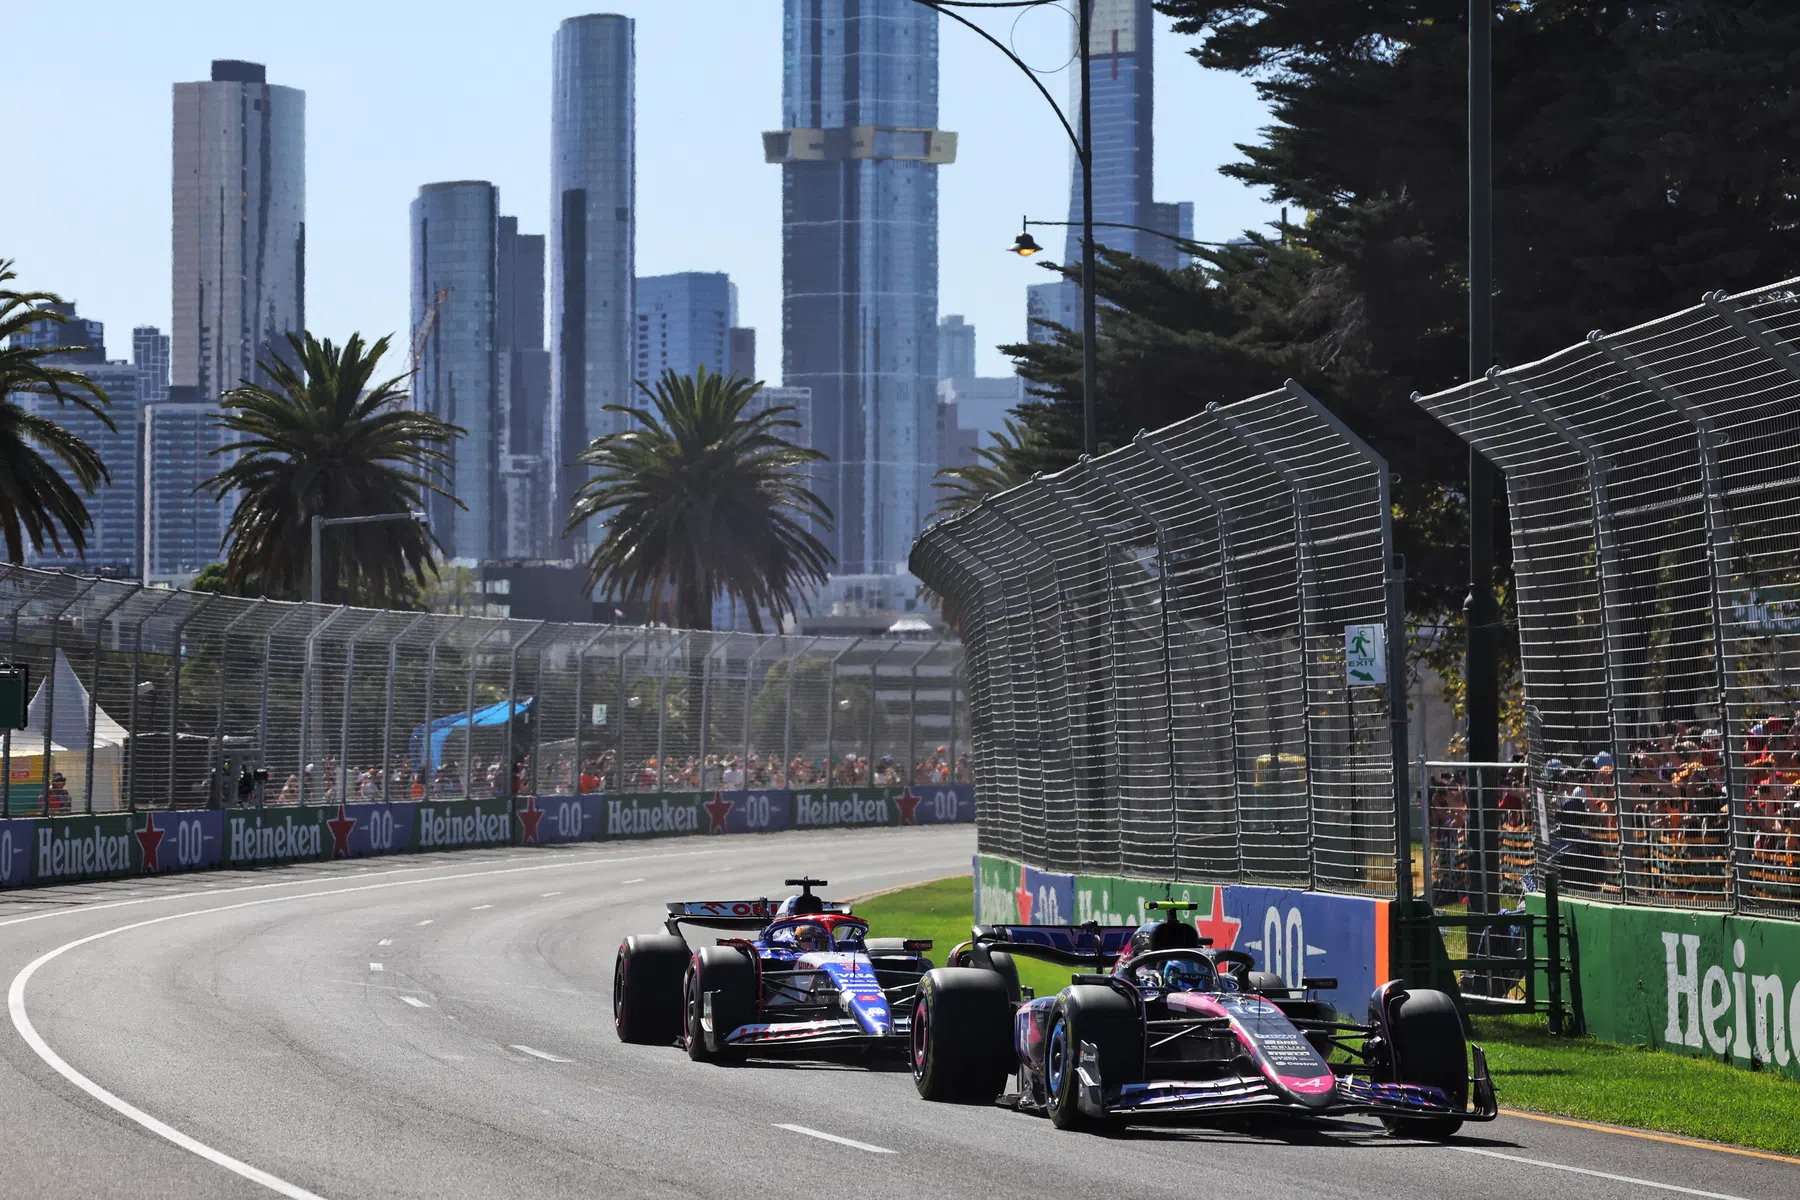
left=1453, top=1146, right=1752, bottom=1198
left=773, top=1123, right=896, bottom=1154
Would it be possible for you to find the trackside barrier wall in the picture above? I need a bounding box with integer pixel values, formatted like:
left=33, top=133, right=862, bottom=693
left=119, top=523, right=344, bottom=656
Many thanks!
left=914, top=382, right=1408, bottom=901
left=1524, top=892, right=1800, bottom=1084
left=972, top=854, right=1390, bottom=1014
left=1415, top=277, right=1800, bottom=919
left=0, top=785, right=974, bottom=889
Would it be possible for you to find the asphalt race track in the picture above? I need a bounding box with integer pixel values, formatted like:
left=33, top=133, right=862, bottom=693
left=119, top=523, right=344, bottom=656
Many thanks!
left=0, top=826, right=1794, bottom=1199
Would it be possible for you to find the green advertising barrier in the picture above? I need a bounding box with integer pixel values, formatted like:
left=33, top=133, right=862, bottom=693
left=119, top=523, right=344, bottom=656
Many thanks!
left=599, top=792, right=705, bottom=839
left=416, top=797, right=515, bottom=851
left=1538, top=894, right=1800, bottom=1082
left=225, top=807, right=334, bottom=866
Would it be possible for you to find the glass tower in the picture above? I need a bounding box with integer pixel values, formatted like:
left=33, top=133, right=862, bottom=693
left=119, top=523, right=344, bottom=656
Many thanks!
left=550, top=14, right=635, bottom=556
left=766, top=0, right=955, bottom=576
left=635, top=272, right=735, bottom=385
left=411, top=181, right=500, bottom=563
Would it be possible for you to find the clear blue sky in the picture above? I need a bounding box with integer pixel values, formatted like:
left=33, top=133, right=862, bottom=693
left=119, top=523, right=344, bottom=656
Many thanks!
left=2, top=1, right=1278, bottom=380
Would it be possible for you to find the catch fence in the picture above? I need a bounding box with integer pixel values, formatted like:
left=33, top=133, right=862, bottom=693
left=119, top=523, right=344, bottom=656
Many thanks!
left=1416, top=277, right=1800, bottom=919
left=910, top=381, right=1408, bottom=897
left=0, top=562, right=967, bottom=814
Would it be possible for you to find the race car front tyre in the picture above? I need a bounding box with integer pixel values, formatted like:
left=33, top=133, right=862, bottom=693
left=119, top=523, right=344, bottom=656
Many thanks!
left=686, top=946, right=756, bottom=1063
left=1047, top=985, right=1139, bottom=1131
left=1380, top=988, right=1467, bottom=1140
left=912, top=968, right=1012, bottom=1103
left=613, top=934, right=689, bottom=1044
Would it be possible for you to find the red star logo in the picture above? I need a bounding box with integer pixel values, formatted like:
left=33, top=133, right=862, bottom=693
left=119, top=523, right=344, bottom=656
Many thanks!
left=136, top=812, right=166, bottom=873
left=704, top=791, right=734, bottom=835
left=326, top=805, right=357, bottom=858
left=1013, top=876, right=1033, bottom=924
left=1194, top=885, right=1242, bottom=951
left=895, top=788, right=923, bottom=825
left=518, top=795, right=546, bottom=844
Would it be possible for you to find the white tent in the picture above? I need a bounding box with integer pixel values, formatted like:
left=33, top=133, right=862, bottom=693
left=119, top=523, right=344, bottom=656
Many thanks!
left=3, top=650, right=130, bottom=810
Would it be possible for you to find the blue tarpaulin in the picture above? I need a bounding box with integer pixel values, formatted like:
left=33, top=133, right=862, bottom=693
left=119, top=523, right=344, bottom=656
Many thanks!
left=409, top=697, right=532, bottom=771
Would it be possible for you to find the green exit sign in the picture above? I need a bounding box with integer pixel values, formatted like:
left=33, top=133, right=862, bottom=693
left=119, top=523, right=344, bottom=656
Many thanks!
left=0, top=664, right=26, bottom=731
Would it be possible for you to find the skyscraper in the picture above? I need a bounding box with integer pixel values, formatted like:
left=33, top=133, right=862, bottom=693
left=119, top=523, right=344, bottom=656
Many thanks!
left=133, top=326, right=170, bottom=407
left=766, top=1, right=955, bottom=576
left=142, top=393, right=215, bottom=581
left=411, top=181, right=500, bottom=563
left=497, top=216, right=551, bottom=559
left=634, top=272, right=735, bottom=385
left=551, top=14, right=635, bottom=555
left=1030, top=3, right=1191, bottom=340
left=937, top=314, right=975, bottom=381
left=14, top=303, right=104, bottom=362
left=171, top=60, right=305, bottom=402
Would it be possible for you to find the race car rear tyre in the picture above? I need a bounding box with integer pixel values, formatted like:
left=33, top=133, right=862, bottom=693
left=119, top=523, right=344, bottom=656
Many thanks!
left=685, top=946, right=756, bottom=1064
left=1046, top=986, right=1139, bottom=1131
left=1379, top=988, right=1467, bottom=1140
left=613, top=934, right=689, bottom=1044
left=912, top=968, right=1012, bottom=1103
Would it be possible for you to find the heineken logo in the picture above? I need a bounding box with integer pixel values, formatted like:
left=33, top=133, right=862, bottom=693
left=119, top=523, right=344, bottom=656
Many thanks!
left=37, top=824, right=132, bottom=879
left=1663, top=932, right=1800, bottom=1067
left=228, top=815, right=323, bottom=862
left=606, top=798, right=697, bottom=837
left=794, top=793, right=888, bottom=828
left=418, top=804, right=510, bottom=848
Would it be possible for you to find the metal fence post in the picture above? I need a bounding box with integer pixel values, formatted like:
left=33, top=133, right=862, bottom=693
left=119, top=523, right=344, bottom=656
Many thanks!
left=1210, top=403, right=1322, bottom=889
left=866, top=642, right=899, bottom=780
left=654, top=632, right=687, bottom=791
left=256, top=606, right=301, bottom=805
left=297, top=604, right=343, bottom=804
left=504, top=622, right=546, bottom=798
left=823, top=638, right=863, bottom=785
left=907, top=640, right=941, bottom=786
left=42, top=576, right=97, bottom=813
left=530, top=627, right=554, bottom=796
left=697, top=635, right=714, bottom=779
left=1589, top=331, right=1748, bottom=907
left=85, top=584, right=139, bottom=813
left=741, top=638, right=762, bottom=773
left=1133, top=434, right=1250, bottom=881
left=380, top=614, right=429, bottom=802
left=3, top=577, right=61, bottom=815
left=463, top=624, right=502, bottom=798
left=212, top=600, right=264, bottom=805
left=616, top=631, right=646, bottom=791
left=1388, top=567, right=1414, bottom=905
left=421, top=616, right=467, bottom=791
left=783, top=636, right=820, bottom=783
left=165, top=589, right=217, bottom=809
left=572, top=627, right=608, bottom=794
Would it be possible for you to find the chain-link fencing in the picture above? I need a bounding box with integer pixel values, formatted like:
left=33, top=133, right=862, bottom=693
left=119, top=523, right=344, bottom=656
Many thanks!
left=0, top=562, right=968, bottom=814
left=1416, top=277, right=1800, bottom=918
left=911, top=381, right=1408, bottom=898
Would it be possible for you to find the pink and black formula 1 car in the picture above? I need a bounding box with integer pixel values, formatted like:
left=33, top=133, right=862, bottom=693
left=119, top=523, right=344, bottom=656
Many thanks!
left=909, top=901, right=1497, bottom=1138
left=612, top=878, right=934, bottom=1062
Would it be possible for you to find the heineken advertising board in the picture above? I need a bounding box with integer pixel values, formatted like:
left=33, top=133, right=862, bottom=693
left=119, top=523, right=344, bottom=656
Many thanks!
left=1535, top=894, right=1800, bottom=1083
left=416, top=798, right=513, bottom=851
left=226, top=808, right=333, bottom=866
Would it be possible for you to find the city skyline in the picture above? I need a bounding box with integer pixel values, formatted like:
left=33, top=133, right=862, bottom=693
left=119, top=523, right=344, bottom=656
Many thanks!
left=1, top=2, right=1276, bottom=385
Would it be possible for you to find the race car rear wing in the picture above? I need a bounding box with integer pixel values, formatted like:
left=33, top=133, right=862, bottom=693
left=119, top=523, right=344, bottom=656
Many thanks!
left=663, top=899, right=852, bottom=935
left=971, top=923, right=1140, bottom=968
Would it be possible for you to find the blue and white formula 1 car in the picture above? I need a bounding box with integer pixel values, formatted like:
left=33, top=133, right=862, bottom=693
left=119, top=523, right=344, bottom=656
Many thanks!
left=909, top=901, right=1497, bottom=1138
left=612, top=878, right=934, bottom=1062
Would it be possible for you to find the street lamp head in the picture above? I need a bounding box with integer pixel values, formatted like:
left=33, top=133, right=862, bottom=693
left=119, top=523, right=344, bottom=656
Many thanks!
left=1008, top=230, right=1044, bottom=257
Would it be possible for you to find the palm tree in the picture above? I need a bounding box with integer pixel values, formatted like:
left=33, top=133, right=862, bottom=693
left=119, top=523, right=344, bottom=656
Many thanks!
left=565, top=365, right=833, bottom=631
left=931, top=416, right=1044, bottom=516
left=201, top=331, right=463, bottom=606
left=0, top=260, right=112, bottom=563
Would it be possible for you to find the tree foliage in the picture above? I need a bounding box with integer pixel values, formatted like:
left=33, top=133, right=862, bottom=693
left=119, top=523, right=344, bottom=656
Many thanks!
left=566, top=366, right=835, bottom=632
left=201, top=331, right=462, bottom=606
left=1004, top=1, right=1800, bottom=623
left=0, top=259, right=113, bottom=563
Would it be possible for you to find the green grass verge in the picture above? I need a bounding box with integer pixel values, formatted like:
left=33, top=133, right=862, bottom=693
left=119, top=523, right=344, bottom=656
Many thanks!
left=1473, top=1014, right=1800, bottom=1156
left=856, top=875, right=1800, bottom=1156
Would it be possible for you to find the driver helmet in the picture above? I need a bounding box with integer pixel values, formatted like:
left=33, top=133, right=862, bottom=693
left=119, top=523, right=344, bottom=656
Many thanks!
left=791, top=922, right=831, bottom=953
left=1161, top=957, right=1212, bottom=993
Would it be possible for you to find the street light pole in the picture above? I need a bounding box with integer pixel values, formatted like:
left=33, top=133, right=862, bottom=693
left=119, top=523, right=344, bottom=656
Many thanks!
left=309, top=511, right=428, bottom=606
left=1466, top=0, right=1502, bottom=912
left=914, top=0, right=1096, bottom=456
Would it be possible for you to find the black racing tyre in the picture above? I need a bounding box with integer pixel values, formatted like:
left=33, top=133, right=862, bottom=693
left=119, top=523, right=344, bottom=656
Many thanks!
left=1046, top=985, right=1140, bottom=1131
left=911, top=967, right=1013, bottom=1103
left=1247, top=970, right=1288, bottom=995
left=612, top=934, right=689, bottom=1044
left=685, top=946, right=757, bottom=1064
left=1380, top=988, right=1467, bottom=1140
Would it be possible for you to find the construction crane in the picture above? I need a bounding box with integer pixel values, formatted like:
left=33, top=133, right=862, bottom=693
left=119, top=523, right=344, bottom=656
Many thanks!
left=410, top=285, right=452, bottom=378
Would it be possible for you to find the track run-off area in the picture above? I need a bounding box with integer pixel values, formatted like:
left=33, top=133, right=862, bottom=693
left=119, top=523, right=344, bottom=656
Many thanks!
left=0, top=825, right=1792, bottom=1199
